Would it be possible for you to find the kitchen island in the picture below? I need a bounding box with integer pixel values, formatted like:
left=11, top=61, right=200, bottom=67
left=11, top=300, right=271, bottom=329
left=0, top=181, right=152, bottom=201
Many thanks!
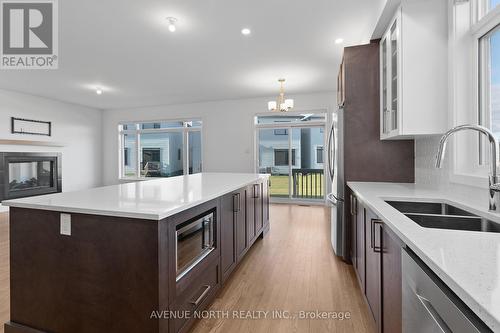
left=2, top=173, right=270, bottom=333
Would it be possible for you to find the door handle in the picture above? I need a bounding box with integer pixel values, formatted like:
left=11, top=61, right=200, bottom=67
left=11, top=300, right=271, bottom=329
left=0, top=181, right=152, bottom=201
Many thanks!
left=371, top=219, right=383, bottom=252
left=416, top=294, right=452, bottom=333
left=327, top=125, right=335, bottom=181
left=189, top=285, right=211, bottom=307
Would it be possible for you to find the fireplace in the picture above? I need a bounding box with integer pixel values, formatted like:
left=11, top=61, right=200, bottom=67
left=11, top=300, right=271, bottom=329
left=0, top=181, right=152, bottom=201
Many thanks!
left=0, top=152, right=62, bottom=201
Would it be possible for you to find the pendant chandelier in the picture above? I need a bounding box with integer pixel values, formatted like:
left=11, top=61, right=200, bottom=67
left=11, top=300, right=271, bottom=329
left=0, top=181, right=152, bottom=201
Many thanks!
left=267, top=78, right=294, bottom=112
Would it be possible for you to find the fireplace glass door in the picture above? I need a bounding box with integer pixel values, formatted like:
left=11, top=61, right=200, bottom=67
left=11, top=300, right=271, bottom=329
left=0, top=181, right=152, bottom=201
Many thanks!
left=1, top=153, right=61, bottom=200
left=9, top=161, right=54, bottom=192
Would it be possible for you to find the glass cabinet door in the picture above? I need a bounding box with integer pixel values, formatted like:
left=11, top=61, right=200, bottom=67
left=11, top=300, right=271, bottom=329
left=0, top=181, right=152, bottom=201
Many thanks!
left=389, top=19, right=399, bottom=132
left=381, top=37, right=388, bottom=134
left=380, top=12, right=400, bottom=138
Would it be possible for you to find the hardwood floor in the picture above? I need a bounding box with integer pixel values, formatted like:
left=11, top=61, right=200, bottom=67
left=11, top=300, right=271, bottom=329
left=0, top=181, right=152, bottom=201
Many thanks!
left=191, top=204, right=376, bottom=333
left=0, top=206, right=375, bottom=333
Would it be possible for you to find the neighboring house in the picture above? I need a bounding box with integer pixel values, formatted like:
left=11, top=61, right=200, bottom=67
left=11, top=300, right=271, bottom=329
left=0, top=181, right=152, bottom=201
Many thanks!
left=123, top=131, right=202, bottom=177
left=258, top=127, right=324, bottom=174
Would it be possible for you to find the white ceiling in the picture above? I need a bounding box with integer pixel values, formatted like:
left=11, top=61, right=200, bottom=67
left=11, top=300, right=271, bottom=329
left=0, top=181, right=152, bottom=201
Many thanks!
left=0, top=0, right=385, bottom=110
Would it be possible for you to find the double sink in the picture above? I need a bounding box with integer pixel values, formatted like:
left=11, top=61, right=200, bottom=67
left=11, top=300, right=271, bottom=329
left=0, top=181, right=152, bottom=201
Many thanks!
left=386, top=201, right=500, bottom=233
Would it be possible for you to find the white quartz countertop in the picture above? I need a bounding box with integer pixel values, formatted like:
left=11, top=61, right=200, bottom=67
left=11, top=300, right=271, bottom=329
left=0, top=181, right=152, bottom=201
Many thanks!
left=2, top=173, right=269, bottom=220
left=347, top=182, right=500, bottom=331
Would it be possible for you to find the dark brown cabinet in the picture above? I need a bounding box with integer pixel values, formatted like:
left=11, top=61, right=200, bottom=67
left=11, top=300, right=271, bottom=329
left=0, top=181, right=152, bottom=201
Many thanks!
left=355, top=197, right=365, bottom=292
left=381, top=224, right=402, bottom=333
left=220, top=179, right=268, bottom=285
left=365, top=208, right=382, bottom=332
left=221, top=190, right=245, bottom=282
left=339, top=41, right=414, bottom=262
left=350, top=193, right=365, bottom=293
left=350, top=194, right=357, bottom=267
left=246, top=185, right=255, bottom=245
left=246, top=182, right=266, bottom=246
left=254, top=183, right=263, bottom=235
left=262, top=179, right=270, bottom=234
left=235, top=189, right=248, bottom=261
left=349, top=189, right=403, bottom=333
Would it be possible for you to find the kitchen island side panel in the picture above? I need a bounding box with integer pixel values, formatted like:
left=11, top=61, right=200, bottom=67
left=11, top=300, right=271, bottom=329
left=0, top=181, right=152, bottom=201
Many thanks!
left=8, top=207, right=161, bottom=333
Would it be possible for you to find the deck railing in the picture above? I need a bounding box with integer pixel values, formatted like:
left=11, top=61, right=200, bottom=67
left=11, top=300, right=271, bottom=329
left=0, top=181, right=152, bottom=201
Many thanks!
left=292, top=168, right=324, bottom=199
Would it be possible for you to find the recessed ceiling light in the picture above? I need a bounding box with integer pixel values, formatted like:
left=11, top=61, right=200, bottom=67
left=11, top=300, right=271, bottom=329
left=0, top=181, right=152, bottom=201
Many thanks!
left=166, top=17, right=177, bottom=32
left=241, top=28, right=251, bottom=36
left=335, top=38, right=344, bottom=44
left=96, top=88, right=103, bottom=95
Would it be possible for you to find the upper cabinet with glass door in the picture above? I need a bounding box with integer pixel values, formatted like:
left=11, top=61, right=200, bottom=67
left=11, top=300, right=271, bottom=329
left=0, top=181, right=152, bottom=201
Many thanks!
left=379, top=1, right=448, bottom=140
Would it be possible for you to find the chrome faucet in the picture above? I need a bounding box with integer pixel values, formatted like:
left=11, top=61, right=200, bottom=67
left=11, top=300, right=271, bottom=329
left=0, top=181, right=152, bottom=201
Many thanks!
left=435, top=124, right=500, bottom=212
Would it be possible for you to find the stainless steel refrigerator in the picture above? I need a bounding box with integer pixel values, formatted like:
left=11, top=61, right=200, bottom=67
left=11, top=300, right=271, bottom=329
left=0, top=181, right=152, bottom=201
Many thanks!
left=327, top=108, right=346, bottom=259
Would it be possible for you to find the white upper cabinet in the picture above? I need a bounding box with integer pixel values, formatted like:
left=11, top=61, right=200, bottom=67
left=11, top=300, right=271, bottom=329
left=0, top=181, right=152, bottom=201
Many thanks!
left=379, top=0, right=448, bottom=140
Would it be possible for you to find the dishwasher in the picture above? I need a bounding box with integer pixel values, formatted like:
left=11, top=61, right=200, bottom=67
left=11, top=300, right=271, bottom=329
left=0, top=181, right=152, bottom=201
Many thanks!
left=402, top=249, right=492, bottom=333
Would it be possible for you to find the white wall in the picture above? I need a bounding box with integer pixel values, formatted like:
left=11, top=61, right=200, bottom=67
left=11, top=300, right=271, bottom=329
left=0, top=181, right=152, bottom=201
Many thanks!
left=102, top=92, right=336, bottom=185
left=0, top=89, right=103, bottom=193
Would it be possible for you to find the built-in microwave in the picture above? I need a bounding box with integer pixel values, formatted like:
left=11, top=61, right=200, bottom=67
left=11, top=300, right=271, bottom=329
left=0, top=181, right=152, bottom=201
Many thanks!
left=175, top=210, right=215, bottom=280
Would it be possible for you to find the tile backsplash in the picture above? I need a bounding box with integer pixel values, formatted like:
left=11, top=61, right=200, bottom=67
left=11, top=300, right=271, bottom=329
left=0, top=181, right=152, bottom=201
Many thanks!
left=415, top=136, right=449, bottom=188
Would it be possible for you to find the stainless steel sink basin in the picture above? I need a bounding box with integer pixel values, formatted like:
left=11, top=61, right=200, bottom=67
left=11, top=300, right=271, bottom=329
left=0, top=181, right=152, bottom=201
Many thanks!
left=385, top=200, right=500, bottom=233
left=386, top=201, right=474, bottom=216
left=405, top=213, right=500, bottom=233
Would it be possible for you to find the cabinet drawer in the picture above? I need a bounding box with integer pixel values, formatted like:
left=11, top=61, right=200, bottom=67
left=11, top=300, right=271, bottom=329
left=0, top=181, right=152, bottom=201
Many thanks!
left=171, top=258, right=220, bottom=333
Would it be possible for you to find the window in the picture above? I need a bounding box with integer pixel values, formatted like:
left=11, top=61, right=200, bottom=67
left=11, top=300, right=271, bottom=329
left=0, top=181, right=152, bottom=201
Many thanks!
left=477, top=3, right=500, bottom=170
left=119, top=120, right=202, bottom=179
left=274, top=129, right=288, bottom=135
left=122, top=133, right=137, bottom=177
left=274, top=149, right=296, bottom=166
left=316, top=146, right=324, bottom=164
left=124, top=148, right=130, bottom=166
left=479, top=0, right=500, bottom=19
left=449, top=0, right=500, bottom=186
left=480, top=25, right=500, bottom=140
left=188, top=131, right=202, bottom=174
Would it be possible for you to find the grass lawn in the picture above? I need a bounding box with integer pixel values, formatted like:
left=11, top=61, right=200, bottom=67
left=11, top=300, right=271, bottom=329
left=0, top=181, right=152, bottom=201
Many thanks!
left=270, top=174, right=324, bottom=199
left=269, top=175, right=290, bottom=197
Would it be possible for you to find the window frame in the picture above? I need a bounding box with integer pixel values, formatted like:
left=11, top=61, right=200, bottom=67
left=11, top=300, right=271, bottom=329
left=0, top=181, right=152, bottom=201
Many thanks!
left=448, top=0, right=500, bottom=188
left=316, top=145, right=324, bottom=164
left=118, top=119, right=203, bottom=180
left=273, top=148, right=296, bottom=166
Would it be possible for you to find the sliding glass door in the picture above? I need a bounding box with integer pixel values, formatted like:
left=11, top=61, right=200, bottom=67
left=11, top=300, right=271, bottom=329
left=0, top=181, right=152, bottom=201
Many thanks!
left=256, top=113, right=326, bottom=202
left=258, top=128, right=290, bottom=198
left=291, top=127, right=325, bottom=200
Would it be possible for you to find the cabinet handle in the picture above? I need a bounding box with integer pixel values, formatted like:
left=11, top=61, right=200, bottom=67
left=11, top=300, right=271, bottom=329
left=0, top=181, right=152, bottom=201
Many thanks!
left=350, top=195, right=353, bottom=215
left=350, top=195, right=357, bottom=215
left=371, top=219, right=383, bottom=253
left=233, top=193, right=240, bottom=213
left=253, top=184, right=260, bottom=198
left=189, top=285, right=211, bottom=307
